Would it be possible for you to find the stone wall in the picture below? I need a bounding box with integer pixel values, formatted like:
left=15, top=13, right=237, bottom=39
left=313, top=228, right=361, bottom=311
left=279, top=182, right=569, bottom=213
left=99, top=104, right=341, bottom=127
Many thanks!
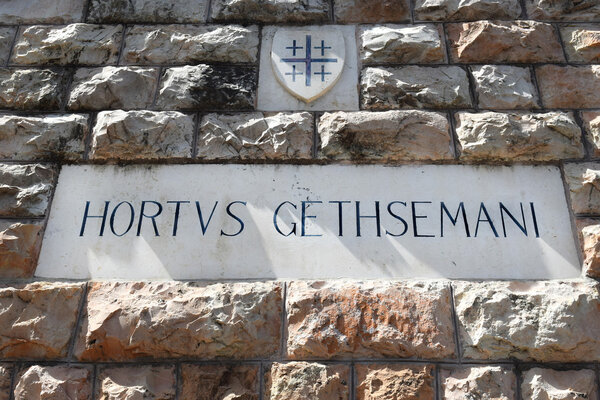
left=1, top=0, right=600, bottom=398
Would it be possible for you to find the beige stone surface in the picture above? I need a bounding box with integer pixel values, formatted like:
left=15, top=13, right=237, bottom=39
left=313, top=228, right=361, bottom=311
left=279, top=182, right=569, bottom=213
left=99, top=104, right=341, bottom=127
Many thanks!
left=0, top=364, right=11, bottom=400
left=0, top=221, right=43, bottom=278
left=14, top=365, right=91, bottom=400
left=562, top=25, right=600, bottom=63
left=471, top=65, right=538, bottom=109
left=582, top=111, right=600, bottom=157
left=265, top=362, right=350, bottom=400
left=564, top=162, right=600, bottom=215
left=0, top=0, right=84, bottom=24
left=356, top=364, right=434, bottom=400
left=318, top=111, right=452, bottom=162
left=87, top=0, right=208, bottom=23
left=415, top=0, right=521, bottom=20
left=197, top=112, right=313, bottom=160
left=97, top=366, right=175, bottom=400
left=577, top=219, right=600, bottom=279
left=447, top=21, right=564, bottom=63
left=181, top=364, right=259, bottom=400
left=210, top=0, right=329, bottom=23
left=75, top=281, right=282, bottom=361
left=0, top=163, right=55, bottom=217
left=455, top=112, right=583, bottom=161
left=68, top=67, right=158, bottom=110
left=0, top=69, right=66, bottom=110
left=441, top=366, right=516, bottom=400
left=0, top=28, right=16, bottom=65
left=334, top=0, right=409, bottom=23
left=521, top=368, right=597, bottom=400
left=286, top=281, right=456, bottom=359
left=360, top=25, right=444, bottom=64
left=123, top=24, right=259, bottom=64
left=0, top=282, right=84, bottom=359
left=537, top=65, right=600, bottom=108
left=90, top=110, right=194, bottom=160
left=454, top=281, right=600, bottom=361
left=526, top=0, right=600, bottom=20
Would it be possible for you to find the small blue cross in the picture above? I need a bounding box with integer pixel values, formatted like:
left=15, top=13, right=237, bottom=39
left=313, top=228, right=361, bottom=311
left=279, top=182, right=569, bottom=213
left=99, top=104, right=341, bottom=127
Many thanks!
left=285, top=40, right=303, bottom=56
left=314, top=65, right=331, bottom=82
left=314, top=40, right=331, bottom=56
left=285, top=65, right=303, bottom=82
left=281, top=35, right=337, bottom=87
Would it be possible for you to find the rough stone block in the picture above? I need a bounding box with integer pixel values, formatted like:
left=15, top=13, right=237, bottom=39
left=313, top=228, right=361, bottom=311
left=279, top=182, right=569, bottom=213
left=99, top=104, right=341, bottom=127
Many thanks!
left=447, top=21, right=564, bottom=63
left=537, top=65, right=600, bottom=108
left=90, top=110, right=194, bottom=161
left=210, top=0, right=329, bottom=23
left=562, top=25, right=600, bottom=63
left=0, top=282, right=84, bottom=359
left=360, top=24, right=445, bottom=64
left=68, top=67, right=158, bottom=110
left=156, top=65, right=256, bottom=110
left=11, top=24, right=122, bottom=66
left=197, top=112, right=313, bottom=160
left=564, top=162, right=600, bottom=215
left=0, top=221, right=43, bottom=278
left=0, top=163, right=55, bottom=217
left=123, top=25, right=259, bottom=65
left=318, top=111, right=453, bottom=162
left=361, top=66, right=471, bottom=109
left=415, top=0, right=521, bottom=20
left=97, top=366, right=175, bottom=400
left=441, top=366, right=516, bottom=400
left=75, top=281, right=282, bottom=361
left=455, top=112, right=584, bottom=162
left=582, top=111, right=600, bottom=157
left=521, top=368, right=597, bottom=400
left=0, top=69, right=66, bottom=110
left=453, top=280, right=600, bottom=361
left=0, top=114, right=87, bottom=160
left=14, top=366, right=91, bottom=400
left=286, top=281, right=456, bottom=359
left=577, top=219, right=600, bottom=279
left=471, top=65, right=538, bottom=109
left=0, top=364, right=11, bottom=400
left=526, top=0, right=600, bottom=20
left=265, top=362, right=350, bottom=400
left=87, top=0, right=208, bottom=23
left=181, top=364, right=259, bottom=400
left=356, top=364, right=434, bottom=400
left=334, top=0, right=410, bottom=23
left=0, top=28, right=16, bottom=65
left=0, top=0, right=84, bottom=24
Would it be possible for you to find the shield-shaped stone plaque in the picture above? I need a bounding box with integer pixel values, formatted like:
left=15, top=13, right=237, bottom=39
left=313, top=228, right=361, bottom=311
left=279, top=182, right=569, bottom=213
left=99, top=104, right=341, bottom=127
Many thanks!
left=271, top=28, right=345, bottom=103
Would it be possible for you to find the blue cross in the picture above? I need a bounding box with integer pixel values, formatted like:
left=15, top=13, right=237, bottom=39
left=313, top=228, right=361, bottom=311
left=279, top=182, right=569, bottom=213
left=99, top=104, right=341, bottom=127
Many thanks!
left=281, top=35, right=337, bottom=87
left=285, top=40, right=303, bottom=56
left=314, top=65, right=331, bottom=82
left=285, top=65, right=303, bottom=82
left=314, top=40, right=331, bottom=56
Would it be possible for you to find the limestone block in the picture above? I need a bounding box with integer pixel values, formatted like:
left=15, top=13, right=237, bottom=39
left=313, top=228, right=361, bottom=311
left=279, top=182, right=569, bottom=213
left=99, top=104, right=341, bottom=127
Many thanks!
left=562, top=25, right=600, bottom=63
left=526, top=0, right=600, bottom=20
left=197, top=112, right=313, bottom=160
left=537, top=65, right=600, bottom=108
left=453, top=280, right=600, bottom=361
left=11, top=24, right=122, bottom=66
left=0, top=163, right=55, bottom=217
left=97, top=366, right=175, bottom=400
left=156, top=65, right=256, bottom=110
left=0, top=364, right=11, bottom=400
left=68, top=67, right=158, bottom=110
left=415, top=0, right=521, bottom=20
left=360, top=25, right=445, bottom=64
left=0, top=221, right=43, bottom=278
left=564, top=162, right=600, bottom=215
left=334, top=0, right=410, bottom=23
left=90, top=110, right=193, bottom=161
left=0, top=282, right=84, bottom=359
left=265, top=362, right=350, bottom=400
left=286, top=281, right=456, bottom=359
left=582, top=111, right=600, bottom=157
left=447, top=21, right=564, bottom=63
left=181, top=364, right=259, bottom=400
left=356, top=364, right=434, bottom=400
left=441, top=366, right=516, bottom=400
left=455, top=112, right=584, bottom=162
left=0, top=28, right=16, bottom=65
left=521, top=368, right=597, bottom=400
left=75, top=281, right=282, bottom=360
left=87, top=0, right=208, bottom=23
left=0, top=114, right=87, bottom=160
left=0, top=0, right=84, bottom=24
left=577, top=219, right=600, bottom=279
left=14, top=366, right=91, bottom=400
left=318, top=111, right=453, bottom=162
left=361, top=66, right=471, bottom=109
left=210, top=0, right=329, bottom=23
left=123, top=25, right=259, bottom=64
left=471, top=65, right=538, bottom=109
left=0, top=69, right=66, bottom=110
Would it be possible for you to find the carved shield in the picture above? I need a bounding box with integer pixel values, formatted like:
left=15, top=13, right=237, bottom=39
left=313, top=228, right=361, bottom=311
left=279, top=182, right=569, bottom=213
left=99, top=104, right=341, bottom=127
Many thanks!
left=271, top=28, right=345, bottom=103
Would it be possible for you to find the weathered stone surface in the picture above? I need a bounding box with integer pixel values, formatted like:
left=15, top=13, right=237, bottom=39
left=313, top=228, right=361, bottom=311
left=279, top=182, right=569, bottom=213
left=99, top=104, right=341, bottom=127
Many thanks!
left=0, top=364, right=11, bottom=400
left=415, top=0, right=521, bottom=20
left=197, top=112, right=312, bottom=160
left=471, top=65, right=538, bottom=109
left=318, top=111, right=453, bottom=162
left=562, top=25, right=600, bottom=63
left=537, top=66, right=600, bottom=109
left=75, top=281, right=282, bottom=360
left=123, top=25, right=259, bottom=64
left=11, top=24, right=122, bottom=66
left=286, top=281, right=455, bottom=359
left=361, top=66, right=471, bottom=109
left=0, top=114, right=87, bottom=160
left=582, top=111, right=600, bottom=157
left=156, top=65, right=256, bottom=110
left=447, top=21, right=564, bottom=63
left=360, top=25, right=445, bottom=64
left=0, top=28, right=16, bottom=65
left=0, top=163, right=55, bottom=217
left=68, top=67, right=158, bottom=110
left=90, top=110, right=193, bottom=160
left=0, top=282, right=84, bottom=359
left=0, top=0, right=84, bottom=24
left=0, top=221, right=43, bottom=278
left=441, top=366, right=516, bottom=400
left=181, top=364, right=259, bottom=400
left=577, top=219, right=600, bottom=279
left=0, top=69, right=66, bottom=110
left=97, top=366, right=175, bottom=400
left=454, top=280, right=600, bottom=361
left=521, top=368, right=597, bottom=400
left=564, top=162, right=600, bottom=215
left=455, top=112, right=583, bottom=161
left=87, top=0, right=208, bottom=23
left=526, top=0, right=600, bottom=20
left=356, top=364, right=434, bottom=400
left=334, top=0, right=409, bottom=23
left=265, top=362, right=350, bottom=400
left=14, top=366, right=91, bottom=400
left=211, top=0, right=329, bottom=23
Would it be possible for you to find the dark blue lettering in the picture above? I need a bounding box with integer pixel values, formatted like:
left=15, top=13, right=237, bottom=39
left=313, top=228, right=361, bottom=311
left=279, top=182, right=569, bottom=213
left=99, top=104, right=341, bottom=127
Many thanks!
left=475, top=202, right=499, bottom=237
left=110, top=201, right=135, bottom=237
left=195, top=201, right=219, bottom=235
left=136, top=201, right=162, bottom=236
left=412, top=201, right=434, bottom=237
left=167, top=201, right=189, bottom=236
left=386, top=201, right=408, bottom=237
left=441, top=202, right=471, bottom=237
left=79, top=200, right=109, bottom=236
left=273, top=201, right=297, bottom=237
left=329, top=200, right=350, bottom=236
left=221, top=201, right=246, bottom=237
left=500, top=202, right=527, bottom=237
left=301, top=201, right=322, bottom=237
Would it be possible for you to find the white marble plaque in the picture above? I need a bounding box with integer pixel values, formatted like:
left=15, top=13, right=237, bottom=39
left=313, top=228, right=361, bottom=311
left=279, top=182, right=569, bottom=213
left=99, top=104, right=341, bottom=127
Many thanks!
left=37, top=165, right=581, bottom=280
